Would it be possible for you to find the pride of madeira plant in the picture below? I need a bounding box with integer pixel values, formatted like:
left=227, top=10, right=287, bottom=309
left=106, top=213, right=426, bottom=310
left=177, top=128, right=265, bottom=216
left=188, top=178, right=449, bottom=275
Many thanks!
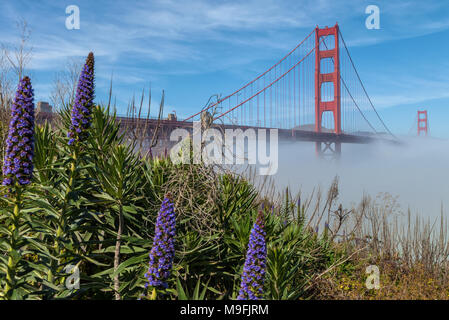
left=67, top=52, right=95, bottom=147
left=238, top=210, right=267, bottom=300
left=145, top=193, right=176, bottom=299
left=49, top=52, right=95, bottom=288
left=0, top=76, right=35, bottom=299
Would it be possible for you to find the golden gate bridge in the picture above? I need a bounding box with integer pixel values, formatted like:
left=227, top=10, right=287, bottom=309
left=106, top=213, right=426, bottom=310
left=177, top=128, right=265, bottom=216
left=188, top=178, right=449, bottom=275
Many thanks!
left=179, top=23, right=398, bottom=157
left=38, top=23, right=401, bottom=158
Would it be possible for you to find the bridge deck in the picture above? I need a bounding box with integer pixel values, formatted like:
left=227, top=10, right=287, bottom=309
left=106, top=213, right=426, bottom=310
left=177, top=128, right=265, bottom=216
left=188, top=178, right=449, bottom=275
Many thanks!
left=35, top=112, right=398, bottom=145
left=114, top=116, right=396, bottom=145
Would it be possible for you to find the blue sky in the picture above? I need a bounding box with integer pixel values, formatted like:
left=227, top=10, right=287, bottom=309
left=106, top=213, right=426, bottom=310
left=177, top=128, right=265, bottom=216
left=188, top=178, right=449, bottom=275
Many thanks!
left=1, top=0, right=449, bottom=137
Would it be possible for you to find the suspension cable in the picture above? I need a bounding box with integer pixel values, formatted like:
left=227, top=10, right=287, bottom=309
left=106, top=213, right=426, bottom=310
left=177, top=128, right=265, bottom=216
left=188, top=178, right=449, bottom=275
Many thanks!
left=183, top=28, right=316, bottom=122
left=213, top=34, right=328, bottom=122
left=338, top=30, right=397, bottom=139
left=321, top=38, right=378, bottom=134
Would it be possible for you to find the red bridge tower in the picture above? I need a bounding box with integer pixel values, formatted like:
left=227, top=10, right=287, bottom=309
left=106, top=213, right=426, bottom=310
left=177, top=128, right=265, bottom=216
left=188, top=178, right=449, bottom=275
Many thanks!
left=417, top=110, right=428, bottom=136
left=315, top=23, right=341, bottom=158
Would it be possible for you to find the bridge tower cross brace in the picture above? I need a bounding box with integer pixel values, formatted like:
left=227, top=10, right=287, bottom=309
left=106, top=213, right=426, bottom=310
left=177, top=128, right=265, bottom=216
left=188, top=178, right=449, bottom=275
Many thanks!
left=314, top=24, right=342, bottom=158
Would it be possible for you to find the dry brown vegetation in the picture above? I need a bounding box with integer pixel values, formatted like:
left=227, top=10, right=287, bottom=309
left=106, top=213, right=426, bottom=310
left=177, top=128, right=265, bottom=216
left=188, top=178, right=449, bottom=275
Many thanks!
left=247, top=172, right=449, bottom=299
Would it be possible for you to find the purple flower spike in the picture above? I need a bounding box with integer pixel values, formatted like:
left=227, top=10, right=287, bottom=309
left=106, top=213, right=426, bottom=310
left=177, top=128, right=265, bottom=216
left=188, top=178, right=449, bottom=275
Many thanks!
left=67, top=52, right=95, bottom=145
left=2, top=76, right=35, bottom=186
left=238, top=211, right=267, bottom=300
left=145, top=193, right=176, bottom=289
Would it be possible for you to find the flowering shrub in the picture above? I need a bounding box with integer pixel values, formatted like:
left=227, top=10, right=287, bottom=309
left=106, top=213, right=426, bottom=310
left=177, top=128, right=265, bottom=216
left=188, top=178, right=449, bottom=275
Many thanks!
left=2, top=76, right=35, bottom=186
left=238, top=210, right=267, bottom=300
left=67, top=52, right=95, bottom=145
left=145, top=193, right=176, bottom=289
left=0, top=76, right=36, bottom=299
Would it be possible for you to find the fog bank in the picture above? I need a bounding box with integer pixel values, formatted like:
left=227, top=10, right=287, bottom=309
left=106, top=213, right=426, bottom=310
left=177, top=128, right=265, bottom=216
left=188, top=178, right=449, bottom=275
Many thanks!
left=254, top=137, right=449, bottom=220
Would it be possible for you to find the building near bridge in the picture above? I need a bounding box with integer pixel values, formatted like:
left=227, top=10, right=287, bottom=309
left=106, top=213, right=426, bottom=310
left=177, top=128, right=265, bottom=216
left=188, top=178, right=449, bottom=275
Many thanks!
left=36, top=101, right=53, bottom=113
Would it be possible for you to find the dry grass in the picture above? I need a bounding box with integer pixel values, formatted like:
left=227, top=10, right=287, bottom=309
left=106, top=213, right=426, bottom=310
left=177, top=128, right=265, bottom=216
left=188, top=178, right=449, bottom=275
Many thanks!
left=244, top=173, right=449, bottom=299
left=305, top=182, right=449, bottom=300
left=316, top=259, right=449, bottom=300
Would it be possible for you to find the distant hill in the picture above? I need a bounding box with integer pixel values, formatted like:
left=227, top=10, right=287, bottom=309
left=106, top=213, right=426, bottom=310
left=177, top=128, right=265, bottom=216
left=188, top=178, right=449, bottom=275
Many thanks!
left=292, top=124, right=333, bottom=133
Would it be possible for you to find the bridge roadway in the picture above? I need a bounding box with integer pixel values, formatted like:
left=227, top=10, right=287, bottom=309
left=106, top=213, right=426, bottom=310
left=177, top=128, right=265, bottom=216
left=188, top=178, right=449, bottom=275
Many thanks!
left=35, top=112, right=398, bottom=145
left=113, top=116, right=398, bottom=145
